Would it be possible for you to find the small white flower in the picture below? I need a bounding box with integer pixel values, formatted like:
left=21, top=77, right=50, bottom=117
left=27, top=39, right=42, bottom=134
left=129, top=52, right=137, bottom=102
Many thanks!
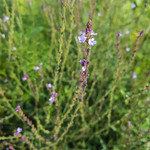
left=88, top=38, right=96, bottom=46
left=17, top=127, right=22, bottom=133
left=98, top=13, right=101, bottom=16
left=126, top=47, right=130, bottom=52
left=82, top=66, right=86, bottom=71
left=39, top=62, right=43, bottom=66
left=49, top=97, right=55, bottom=102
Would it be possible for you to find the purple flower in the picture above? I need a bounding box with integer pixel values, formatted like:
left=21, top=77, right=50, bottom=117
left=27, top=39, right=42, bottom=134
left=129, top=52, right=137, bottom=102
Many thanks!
left=131, top=3, right=136, bottom=8
left=46, top=83, right=52, bottom=89
left=13, top=47, right=17, bottom=50
left=17, top=127, right=22, bottom=133
left=116, top=33, right=120, bottom=37
left=34, top=66, right=40, bottom=71
left=116, top=32, right=123, bottom=37
left=79, top=30, right=85, bottom=35
left=27, top=1, right=32, bottom=6
left=138, top=30, right=144, bottom=37
left=78, top=35, right=87, bottom=43
left=132, top=72, right=137, bottom=79
left=1, top=34, right=5, bottom=38
left=79, top=59, right=87, bottom=66
left=125, top=29, right=130, bottom=34
left=98, top=13, right=101, bottom=16
left=39, top=62, right=43, bottom=66
left=79, top=70, right=83, bottom=74
left=15, top=104, right=21, bottom=112
left=144, top=3, right=148, bottom=6
left=138, top=130, right=143, bottom=133
left=79, top=60, right=82, bottom=65
left=4, top=78, right=8, bottom=83
left=126, top=47, right=130, bottom=52
left=14, top=132, right=19, bottom=136
left=2, top=16, right=9, bottom=22
left=22, top=74, right=29, bottom=81
left=11, top=56, right=15, bottom=60
left=49, top=97, right=55, bottom=102
left=86, top=12, right=90, bottom=16
left=128, top=121, right=131, bottom=126
left=14, top=128, right=22, bottom=136
left=119, top=32, right=123, bottom=37
left=88, top=38, right=96, bottom=46
left=52, top=92, right=58, bottom=98
left=91, top=30, right=98, bottom=36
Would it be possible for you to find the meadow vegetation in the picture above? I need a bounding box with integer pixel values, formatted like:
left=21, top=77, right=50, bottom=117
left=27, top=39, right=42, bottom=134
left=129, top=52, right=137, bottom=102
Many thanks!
left=0, top=0, right=150, bottom=149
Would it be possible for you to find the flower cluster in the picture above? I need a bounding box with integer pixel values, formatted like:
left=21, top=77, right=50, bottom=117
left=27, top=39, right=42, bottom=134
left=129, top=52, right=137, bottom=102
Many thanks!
left=49, top=92, right=58, bottom=103
left=78, top=20, right=97, bottom=75
left=78, top=30, right=97, bottom=46
left=15, top=104, right=21, bottom=112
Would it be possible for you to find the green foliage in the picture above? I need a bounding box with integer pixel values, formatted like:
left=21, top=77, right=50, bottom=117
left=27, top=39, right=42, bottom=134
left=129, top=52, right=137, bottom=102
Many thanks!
left=0, top=0, right=150, bottom=149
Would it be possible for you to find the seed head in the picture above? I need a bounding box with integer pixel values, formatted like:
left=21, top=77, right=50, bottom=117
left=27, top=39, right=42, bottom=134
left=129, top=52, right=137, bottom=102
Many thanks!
left=85, top=19, right=92, bottom=34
